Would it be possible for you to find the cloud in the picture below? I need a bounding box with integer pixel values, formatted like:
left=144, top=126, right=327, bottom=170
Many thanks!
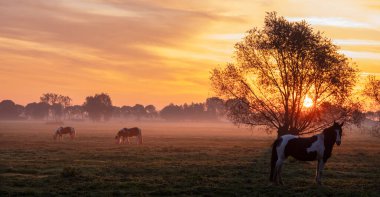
left=340, top=50, right=380, bottom=60
left=286, top=17, right=376, bottom=29
left=0, top=0, right=379, bottom=107
left=333, top=39, right=380, bottom=46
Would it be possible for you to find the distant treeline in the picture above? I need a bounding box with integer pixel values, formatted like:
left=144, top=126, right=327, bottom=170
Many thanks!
left=0, top=93, right=226, bottom=122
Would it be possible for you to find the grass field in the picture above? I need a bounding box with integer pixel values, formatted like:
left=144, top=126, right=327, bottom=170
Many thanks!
left=0, top=121, right=379, bottom=196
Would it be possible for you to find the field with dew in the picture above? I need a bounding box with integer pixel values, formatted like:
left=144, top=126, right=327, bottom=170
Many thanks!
left=0, top=121, right=379, bottom=196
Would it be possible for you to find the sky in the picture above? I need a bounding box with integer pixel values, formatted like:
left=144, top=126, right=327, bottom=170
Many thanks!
left=0, top=0, right=379, bottom=108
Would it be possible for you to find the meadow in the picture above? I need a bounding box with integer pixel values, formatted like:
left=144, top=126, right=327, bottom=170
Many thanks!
left=0, top=121, right=379, bottom=196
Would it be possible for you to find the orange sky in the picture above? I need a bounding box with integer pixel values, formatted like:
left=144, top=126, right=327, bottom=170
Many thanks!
left=0, top=0, right=379, bottom=108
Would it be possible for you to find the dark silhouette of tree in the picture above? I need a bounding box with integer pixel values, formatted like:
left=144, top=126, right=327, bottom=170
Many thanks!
left=0, top=100, right=23, bottom=119
left=65, top=105, right=84, bottom=120
left=83, top=93, right=113, bottom=121
left=112, top=106, right=121, bottom=118
left=40, top=93, right=71, bottom=107
left=364, top=75, right=380, bottom=105
left=160, top=104, right=183, bottom=121
left=40, top=93, right=71, bottom=121
left=211, top=12, right=358, bottom=136
left=183, top=103, right=206, bottom=120
left=206, top=97, right=225, bottom=120
left=121, top=105, right=133, bottom=119
left=132, top=104, right=146, bottom=121
left=145, top=104, right=158, bottom=119
left=25, top=102, right=50, bottom=120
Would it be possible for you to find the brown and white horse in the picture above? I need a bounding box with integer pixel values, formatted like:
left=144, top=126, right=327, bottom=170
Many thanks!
left=54, top=127, right=76, bottom=140
left=115, top=127, right=143, bottom=145
left=270, top=122, right=344, bottom=185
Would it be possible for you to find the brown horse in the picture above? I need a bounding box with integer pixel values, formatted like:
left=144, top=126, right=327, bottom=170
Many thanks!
left=115, top=127, right=143, bottom=145
left=54, top=127, right=76, bottom=140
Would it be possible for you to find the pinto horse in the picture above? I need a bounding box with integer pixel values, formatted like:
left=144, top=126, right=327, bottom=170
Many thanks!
left=54, top=126, right=76, bottom=140
left=115, top=127, right=143, bottom=145
left=270, top=122, right=344, bottom=185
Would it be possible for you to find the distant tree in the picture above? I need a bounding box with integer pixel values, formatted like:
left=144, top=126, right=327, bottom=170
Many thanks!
left=206, top=97, right=225, bottom=120
left=145, top=105, right=158, bottom=119
left=112, top=106, right=121, bottom=118
left=351, top=109, right=366, bottom=127
left=25, top=102, right=50, bottom=120
left=183, top=103, right=206, bottom=121
left=160, top=104, right=183, bottom=121
left=211, top=12, right=358, bottom=136
left=40, top=93, right=71, bottom=121
left=65, top=105, right=84, bottom=120
left=132, top=104, right=146, bottom=121
left=121, top=105, right=133, bottom=119
left=83, top=93, right=113, bottom=121
left=0, top=100, right=23, bottom=119
left=364, top=75, right=380, bottom=105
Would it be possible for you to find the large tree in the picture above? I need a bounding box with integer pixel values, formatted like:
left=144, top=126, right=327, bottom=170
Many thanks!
left=211, top=12, right=357, bottom=135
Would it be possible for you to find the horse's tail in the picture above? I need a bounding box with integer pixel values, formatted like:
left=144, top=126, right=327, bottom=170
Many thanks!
left=138, top=128, right=143, bottom=145
left=270, top=137, right=281, bottom=182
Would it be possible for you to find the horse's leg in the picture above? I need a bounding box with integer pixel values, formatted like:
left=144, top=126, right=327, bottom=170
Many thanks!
left=316, top=160, right=325, bottom=185
left=315, top=160, right=320, bottom=184
left=127, top=137, right=130, bottom=144
left=278, top=163, right=284, bottom=185
left=274, top=159, right=283, bottom=185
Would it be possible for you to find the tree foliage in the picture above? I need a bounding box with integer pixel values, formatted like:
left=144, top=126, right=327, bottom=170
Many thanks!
left=364, top=75, right=380, bottom=105
left=83, top=93, right=113, bottom=121
left=0, top=100, right=23, bottom=119
left=211, top=12, right=358, bottom=135
left=25, top=102, right=50, bottom=120
left=40, top=93, right=72, bottom=120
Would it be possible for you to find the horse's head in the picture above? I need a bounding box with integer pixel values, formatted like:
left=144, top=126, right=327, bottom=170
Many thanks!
left=115, top=130, right=122, bottom=144
left=332, top=121, right=344, bottom=146
left=56, top=127, right=63, bottom=132
left=53, top=127, right=62, bottom=140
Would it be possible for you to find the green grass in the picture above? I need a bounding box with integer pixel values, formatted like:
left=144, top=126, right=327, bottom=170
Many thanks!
left=0, top=121, right=379, bottom=196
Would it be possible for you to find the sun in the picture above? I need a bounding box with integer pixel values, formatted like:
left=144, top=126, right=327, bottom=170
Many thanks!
left=303, top=95, right=313, bottom=108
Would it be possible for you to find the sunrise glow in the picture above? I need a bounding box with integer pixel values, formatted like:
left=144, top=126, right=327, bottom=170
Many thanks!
left=0, top=0, right=379, bottom=108
left=303, top=96, right=314, bottom=108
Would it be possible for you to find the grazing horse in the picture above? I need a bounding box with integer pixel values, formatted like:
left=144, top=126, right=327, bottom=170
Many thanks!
left=270, top=122, right=344, bottom=185
left=115, top=127, right=143, bottom=145
left=54, top=127, right=76, bottom=140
